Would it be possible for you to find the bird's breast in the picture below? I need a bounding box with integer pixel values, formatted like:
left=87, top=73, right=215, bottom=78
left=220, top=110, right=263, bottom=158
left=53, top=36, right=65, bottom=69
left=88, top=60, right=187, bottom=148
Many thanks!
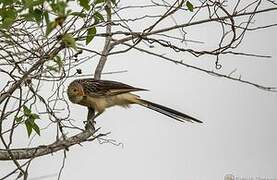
left=83, top=93, right=139, bottom=112
left=80, top=96, right=108, bottom=112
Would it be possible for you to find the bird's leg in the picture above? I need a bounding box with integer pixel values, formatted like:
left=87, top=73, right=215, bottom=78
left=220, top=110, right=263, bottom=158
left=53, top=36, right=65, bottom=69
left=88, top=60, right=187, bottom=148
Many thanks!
left=85, top=107, right=96, bottom=131
left=93, top=111, right=103, bottom=120
left=85, top=108, right=103, bottom=131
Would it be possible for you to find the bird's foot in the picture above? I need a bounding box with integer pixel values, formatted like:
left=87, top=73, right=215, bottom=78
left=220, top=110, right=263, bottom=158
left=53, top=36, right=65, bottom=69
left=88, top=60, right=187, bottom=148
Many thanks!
left=85, top=118, right=95, bottom=131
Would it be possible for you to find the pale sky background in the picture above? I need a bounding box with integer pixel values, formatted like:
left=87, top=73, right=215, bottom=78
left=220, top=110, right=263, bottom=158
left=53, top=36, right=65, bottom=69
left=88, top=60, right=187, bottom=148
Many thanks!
left=1, top=1, right=277, bottom=180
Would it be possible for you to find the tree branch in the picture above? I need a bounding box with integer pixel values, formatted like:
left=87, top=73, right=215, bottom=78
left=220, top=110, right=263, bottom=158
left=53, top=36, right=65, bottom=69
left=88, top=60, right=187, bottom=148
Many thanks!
left=123, top=43, right=276, bottom=91
left=110, top=6, right=277, bottom=47
left=94, top=0, right=114, bottom=80
left=0, top=46, right=64, bottom=104
left=0, top=128, right=106, bottom=161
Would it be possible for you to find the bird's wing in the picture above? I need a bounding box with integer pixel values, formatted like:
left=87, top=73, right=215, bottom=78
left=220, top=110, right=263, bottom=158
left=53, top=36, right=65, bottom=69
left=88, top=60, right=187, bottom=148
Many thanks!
left=77, top=78, right=147, bottom=97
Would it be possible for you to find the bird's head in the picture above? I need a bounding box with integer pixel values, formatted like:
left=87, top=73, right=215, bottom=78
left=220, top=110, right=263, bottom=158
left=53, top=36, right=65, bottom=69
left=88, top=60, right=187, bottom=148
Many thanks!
left=67, top=81, right=85, bottom=103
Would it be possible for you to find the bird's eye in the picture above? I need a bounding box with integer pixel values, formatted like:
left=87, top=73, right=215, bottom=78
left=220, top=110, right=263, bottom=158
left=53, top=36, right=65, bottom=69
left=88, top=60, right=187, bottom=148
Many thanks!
left=73, top=89, right=77, bottom=92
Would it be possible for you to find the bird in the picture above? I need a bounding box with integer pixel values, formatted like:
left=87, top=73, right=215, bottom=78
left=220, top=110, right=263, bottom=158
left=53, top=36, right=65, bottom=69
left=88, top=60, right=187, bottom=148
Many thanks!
left=67, top=78, right=202, bottom=123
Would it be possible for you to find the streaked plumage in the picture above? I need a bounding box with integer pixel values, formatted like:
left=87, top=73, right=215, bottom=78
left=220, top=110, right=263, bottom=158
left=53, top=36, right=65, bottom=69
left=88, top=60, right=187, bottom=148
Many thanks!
left=67, top=78, right=202, bottom=123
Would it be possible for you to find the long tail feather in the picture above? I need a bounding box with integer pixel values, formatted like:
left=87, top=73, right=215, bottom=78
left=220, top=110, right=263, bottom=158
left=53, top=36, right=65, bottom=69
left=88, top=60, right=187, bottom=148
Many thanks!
left=138, top=99, right=202, bottom=123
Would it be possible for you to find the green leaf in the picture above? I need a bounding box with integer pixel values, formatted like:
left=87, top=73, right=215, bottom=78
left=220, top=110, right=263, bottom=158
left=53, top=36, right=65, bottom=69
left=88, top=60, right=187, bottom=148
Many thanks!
left=1, top=17, right=15, bottom=29
left=22, top=0, right=33, bottom=8
left=86, top=26, right=96, bottom=45
left=94, top=11, right=104, bottom=23
left=46, top=65, right=59, bottom=72
left=55, top=16, right=66, bottom=27
left=0, top=8, right=17, bottom=29
left=62, top=34, right=77, bottom=50
left=32, top=8, right=43, bottom=23
left=44, top=11, right=50, bottom=24
left=20, top=13, right=33, bottom=21
left=1, top=0, right=15, bottom=6
left=15, top=116, right=23, bottom=123
left=25, top=120, right=33, bottom=137
left=7, top=8, right=17, bottom=19
left=22, top=0, right=45, bottom=8
left=20, top=105, right=41, bottom=137
left=51, top=1, right=67, bottom=16
left=94, top=0, right=105, bottom=4
left=23, top=105, right=31, bottom=115
left=53, top=55, right=63, bottom=71
left=79, top=0, right=90, bottom=11
left=186, top=1, right=194, bottom=12
left=30, top=113, right=40, bottom=120
left=46, top=21, right=57, bottom=35
left=111, top=0, right=117, bottom=5
left=31, top=0, right=45, bottom=7
left=69, top=12, right=87, bottom=18
left=32, top=122, right=41, bottom=136
left=22, top=8, right=43, bottom=23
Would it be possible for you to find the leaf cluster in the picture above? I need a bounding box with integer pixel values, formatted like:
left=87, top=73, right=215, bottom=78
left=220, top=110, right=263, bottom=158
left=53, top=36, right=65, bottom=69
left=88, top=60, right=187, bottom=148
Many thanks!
left=15, top=105, right=41, bottom=137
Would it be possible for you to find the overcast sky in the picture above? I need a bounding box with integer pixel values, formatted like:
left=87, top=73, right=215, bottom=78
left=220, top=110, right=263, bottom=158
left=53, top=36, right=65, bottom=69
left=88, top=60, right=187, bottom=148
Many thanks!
left=1, top=1, right=277, bottom=180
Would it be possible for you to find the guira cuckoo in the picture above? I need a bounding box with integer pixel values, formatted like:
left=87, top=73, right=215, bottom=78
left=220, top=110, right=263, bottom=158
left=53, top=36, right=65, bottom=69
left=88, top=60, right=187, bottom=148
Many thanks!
left=67, top=78, right=202, bottom=123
